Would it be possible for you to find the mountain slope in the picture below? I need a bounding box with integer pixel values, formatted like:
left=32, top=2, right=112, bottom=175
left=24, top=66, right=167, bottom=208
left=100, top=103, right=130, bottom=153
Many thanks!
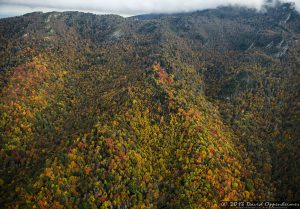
left=0, top=3, right=299, bottom=208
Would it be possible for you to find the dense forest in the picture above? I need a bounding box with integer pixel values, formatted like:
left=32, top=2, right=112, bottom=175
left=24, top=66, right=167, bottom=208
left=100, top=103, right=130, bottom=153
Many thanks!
left=0, top=2, right=299, bottom=208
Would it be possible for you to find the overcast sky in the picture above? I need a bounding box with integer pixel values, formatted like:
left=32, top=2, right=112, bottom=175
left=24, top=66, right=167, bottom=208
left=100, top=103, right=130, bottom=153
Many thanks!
left=0, top=0, right=299, bottom=18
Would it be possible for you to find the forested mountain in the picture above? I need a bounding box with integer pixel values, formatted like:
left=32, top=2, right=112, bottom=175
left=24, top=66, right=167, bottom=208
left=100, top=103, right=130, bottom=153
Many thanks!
left=0, top=2, right=299, bottom=208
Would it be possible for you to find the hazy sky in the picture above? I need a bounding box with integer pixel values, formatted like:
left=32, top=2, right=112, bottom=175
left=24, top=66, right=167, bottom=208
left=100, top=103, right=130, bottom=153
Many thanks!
left=0, top=0, right=299, bottom=17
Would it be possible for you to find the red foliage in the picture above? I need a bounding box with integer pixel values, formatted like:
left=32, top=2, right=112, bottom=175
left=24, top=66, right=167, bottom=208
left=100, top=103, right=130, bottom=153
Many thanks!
left=105, top=137, right=114, bottom=149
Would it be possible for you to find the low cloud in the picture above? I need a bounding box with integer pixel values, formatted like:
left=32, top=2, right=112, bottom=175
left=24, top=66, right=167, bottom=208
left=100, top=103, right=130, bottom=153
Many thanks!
left=0, top=0, right=299, bottom=17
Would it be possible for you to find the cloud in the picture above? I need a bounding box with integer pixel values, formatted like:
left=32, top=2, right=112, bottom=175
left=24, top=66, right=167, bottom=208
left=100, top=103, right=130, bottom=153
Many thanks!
left=0, top=0, right=299, bottom=17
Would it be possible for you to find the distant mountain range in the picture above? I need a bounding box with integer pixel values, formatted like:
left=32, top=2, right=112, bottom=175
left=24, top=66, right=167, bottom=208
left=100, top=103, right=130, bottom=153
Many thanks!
left=0, top=2, right=299, bottom=208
